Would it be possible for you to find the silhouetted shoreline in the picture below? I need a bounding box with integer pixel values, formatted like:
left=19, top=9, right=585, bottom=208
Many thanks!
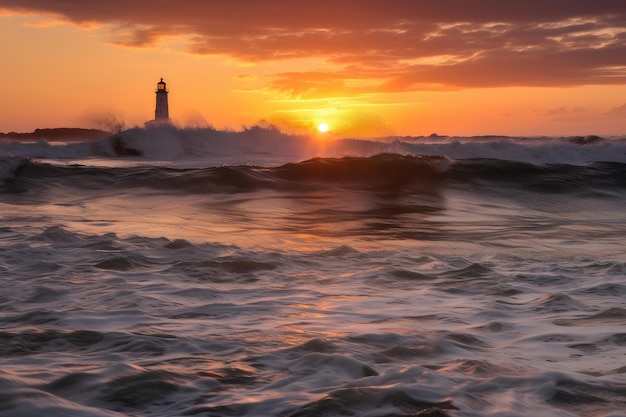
left=1, top=128, right=110, bottom=142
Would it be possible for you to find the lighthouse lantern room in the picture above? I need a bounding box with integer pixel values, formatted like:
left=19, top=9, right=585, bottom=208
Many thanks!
left=154, top=78, right=170, bottom=122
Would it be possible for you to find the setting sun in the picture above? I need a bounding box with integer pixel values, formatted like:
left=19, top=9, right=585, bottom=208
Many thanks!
left=317, top=123, right=329, bottom=133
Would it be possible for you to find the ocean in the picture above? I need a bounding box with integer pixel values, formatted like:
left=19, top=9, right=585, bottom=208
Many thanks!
left=1, top=126, right=625, bottom=417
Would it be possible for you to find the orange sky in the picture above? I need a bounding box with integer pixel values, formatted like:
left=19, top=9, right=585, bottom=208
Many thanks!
left=1, top=0, right=626, bottom=136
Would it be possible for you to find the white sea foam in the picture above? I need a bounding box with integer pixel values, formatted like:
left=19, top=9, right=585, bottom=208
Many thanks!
left=0, top=155, right=26, bottom=180
left=401, top=136, right=626, bottom=164
left=3, top=127, right=626, bottom=166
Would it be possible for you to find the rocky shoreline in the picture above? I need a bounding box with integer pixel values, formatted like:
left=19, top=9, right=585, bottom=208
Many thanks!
left=1, top=128, right=110, bottom=142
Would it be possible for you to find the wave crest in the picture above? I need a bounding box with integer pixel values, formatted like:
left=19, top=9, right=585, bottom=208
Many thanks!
left=3, top=125, right=626, bottom=165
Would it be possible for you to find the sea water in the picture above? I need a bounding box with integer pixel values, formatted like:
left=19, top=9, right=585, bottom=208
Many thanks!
left=1, top=127, right=625, bottom=417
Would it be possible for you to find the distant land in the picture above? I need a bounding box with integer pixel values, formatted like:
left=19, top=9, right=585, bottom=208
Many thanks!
left=1, top=128, right=111, bottom=142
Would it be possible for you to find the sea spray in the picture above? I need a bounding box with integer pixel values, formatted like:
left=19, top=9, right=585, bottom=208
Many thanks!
left=0, top=155, right=26, bottom=181
left=3, top=125, right=626, bottom=165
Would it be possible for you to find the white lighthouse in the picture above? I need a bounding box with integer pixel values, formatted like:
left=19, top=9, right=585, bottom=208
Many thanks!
left=154, top=78, right=170, bottom=122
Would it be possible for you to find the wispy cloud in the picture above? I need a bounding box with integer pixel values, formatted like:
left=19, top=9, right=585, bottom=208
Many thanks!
left=546, top=107, right=587, bottom=116
left=607, top=102, right=626, bottom=115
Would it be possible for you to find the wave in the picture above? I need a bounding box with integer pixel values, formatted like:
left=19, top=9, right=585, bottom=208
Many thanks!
left=3, top=154, right=625, bottom=198
left=450, top=158, right=626, bottom=193
left=1, top=154, right=448, bottom=194
left=2, top=125, right=626, bottom=166
left=0, top=155, right=25, bottom=181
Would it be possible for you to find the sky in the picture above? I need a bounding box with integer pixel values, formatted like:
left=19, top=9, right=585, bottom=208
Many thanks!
left=1, top=0, right=626, bottom=137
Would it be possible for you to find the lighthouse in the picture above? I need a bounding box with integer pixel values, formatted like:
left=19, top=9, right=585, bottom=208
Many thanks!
left=154, top=78, right=170, bottom=122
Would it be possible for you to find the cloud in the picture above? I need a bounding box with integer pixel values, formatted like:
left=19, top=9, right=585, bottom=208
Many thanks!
left=545, top=107, right=587, bottom=116
left=2, top=0, right=626, bottom=93
left=607, top=102, right=626, bottom=115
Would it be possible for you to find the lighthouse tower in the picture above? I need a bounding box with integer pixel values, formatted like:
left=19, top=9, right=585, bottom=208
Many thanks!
left=154, top=78, right=169, bottom=122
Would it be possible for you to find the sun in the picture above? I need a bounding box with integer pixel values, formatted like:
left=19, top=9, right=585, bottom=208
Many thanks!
left=317, top=122, right=329, bottom=133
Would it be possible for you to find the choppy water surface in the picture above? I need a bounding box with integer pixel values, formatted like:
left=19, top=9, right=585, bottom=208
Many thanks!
left=1, top=129, right=626, bottom=417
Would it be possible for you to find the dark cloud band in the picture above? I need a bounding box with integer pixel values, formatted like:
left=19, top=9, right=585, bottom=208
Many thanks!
left=2, top=0, right=625, bottom=93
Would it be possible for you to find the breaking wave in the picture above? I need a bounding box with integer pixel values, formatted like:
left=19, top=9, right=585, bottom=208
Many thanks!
left=1, top=125, right=626, bottom=167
